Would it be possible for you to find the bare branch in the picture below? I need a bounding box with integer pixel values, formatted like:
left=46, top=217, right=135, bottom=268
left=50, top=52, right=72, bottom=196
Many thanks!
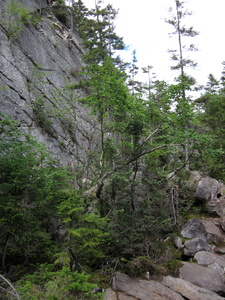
left=0, top=274, right=21, bottom=300
left=98, top=143, right=183, bottom=184
left=134, top=127, right=166, bottom=154
left=167, top=159, right=190, bottom=181
left=126, top=144, right=183, bottom=166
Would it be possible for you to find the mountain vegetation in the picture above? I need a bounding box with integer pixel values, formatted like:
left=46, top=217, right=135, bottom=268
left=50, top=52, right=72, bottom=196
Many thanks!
left=1, top=0, right=225, bottom=299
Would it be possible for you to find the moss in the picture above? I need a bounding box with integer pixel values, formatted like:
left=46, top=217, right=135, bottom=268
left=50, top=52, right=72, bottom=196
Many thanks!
left=122, top=256, right=159, bottom=278
left=166, top=259, right=183, bottom=277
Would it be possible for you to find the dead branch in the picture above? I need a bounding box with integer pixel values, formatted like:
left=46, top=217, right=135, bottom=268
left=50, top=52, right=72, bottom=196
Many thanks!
left=0, top=274, right=21, bottom=300
left=126, top=143, right=183, bottom=166
left=167, top=159, right=190, bottom=181
left=99, top=143, right=183, bottom=184
left=134, top=127, right=162, bottom=153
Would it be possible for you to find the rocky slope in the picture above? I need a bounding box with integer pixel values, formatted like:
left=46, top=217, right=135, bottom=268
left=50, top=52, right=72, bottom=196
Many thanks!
left=104, top=173, right=225, bottom=300
left=0, top=0, right=97, bottom=165
left=105, top=218, right=225, bottom=300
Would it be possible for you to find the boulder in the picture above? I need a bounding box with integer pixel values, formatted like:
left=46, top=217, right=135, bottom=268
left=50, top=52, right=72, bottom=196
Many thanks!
left=184, top=237, right=212, bottom=256
left=214, top=246, right=225, bottom=254
left=219, top=199, right=225, bottom=230
left=174, top=236, right=184, bottom=249
left=117, top=294, right=138, bottom=300
left=112, top=272, right=184, bottom=300
left=181, top=217, right=224, bottom=246
left=195, top=177, right=225, bottom=214
left=163, top=275, right=224, bottom=300
left=186, top=171, right=203, bottom=189
left=201, top=219, right=225, bottom=243
left=181, top=218, right=207, bottom=239
left=194, top=251, right=225, bottom=274
left=179, top=262, right=225, bottom=294
left=104, top=288, right=118, bottom=300
left=104, top=288, right=138, bottom=300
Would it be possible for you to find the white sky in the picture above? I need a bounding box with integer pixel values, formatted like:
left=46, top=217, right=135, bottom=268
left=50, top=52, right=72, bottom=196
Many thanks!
left=78, top=0, right=225, bottom=87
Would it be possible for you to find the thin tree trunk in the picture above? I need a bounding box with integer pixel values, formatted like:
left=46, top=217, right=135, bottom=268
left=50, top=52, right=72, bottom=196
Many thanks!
left=175, top=0, right=190, bottom=170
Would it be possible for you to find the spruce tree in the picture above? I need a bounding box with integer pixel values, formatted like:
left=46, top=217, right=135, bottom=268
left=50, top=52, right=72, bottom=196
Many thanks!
left=166, top=0, right=198, bottom=170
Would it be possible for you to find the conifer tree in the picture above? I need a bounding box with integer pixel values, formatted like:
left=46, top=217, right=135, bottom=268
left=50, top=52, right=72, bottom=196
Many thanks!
left=166, top=0, right=198, bottom=170
left=195, top=65, right=225, bottom=179
left=72, top=0, right=124, bottom=64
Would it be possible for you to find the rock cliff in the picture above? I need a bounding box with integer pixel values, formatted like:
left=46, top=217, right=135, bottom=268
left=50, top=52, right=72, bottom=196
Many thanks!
left=0, top=0, right=95, bottom=165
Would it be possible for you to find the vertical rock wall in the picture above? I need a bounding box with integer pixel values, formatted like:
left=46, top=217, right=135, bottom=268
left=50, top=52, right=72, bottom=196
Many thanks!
left=0, top=0, right=97, bottom=166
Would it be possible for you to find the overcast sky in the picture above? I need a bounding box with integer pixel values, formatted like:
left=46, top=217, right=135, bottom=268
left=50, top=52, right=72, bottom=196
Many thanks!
left=79, top=0, right=225, bottom=87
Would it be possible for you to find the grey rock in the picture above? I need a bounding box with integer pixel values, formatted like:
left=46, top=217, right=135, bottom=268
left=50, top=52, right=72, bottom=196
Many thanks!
left=214, top=246, right=225, bottom=254
left=181, top=218, right=207, bottom=239
left=163, top=275, right=224, bottom=300
left=0, top=0, right=97, bottom=167
left=184, top=237, right=212, bottom=256
left=117, top=293, right=138, bottom=300
left=104, top=288, right=118, bottom=300
left=179, top=262, right=225, bottom=294
left=195, top=177, right=220, bottom=201
left=194, top=251, right=225, bottom=274
left=219, top=199, right=225, bottom=231
left=185, top=170, right=203, bottom=190
left=195, top=177, right=225, bottom=214
left=174, top=236, right=184, bottom=249
left=112, top=272, right=184, bottom=300
left=181, top=218, right=224, bottom=246
left=202, top=219, right=225, bottom=243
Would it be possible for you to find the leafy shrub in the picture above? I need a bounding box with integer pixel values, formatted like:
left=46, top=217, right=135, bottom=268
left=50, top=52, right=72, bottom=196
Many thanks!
left=17, top=264, right=101, bottom=300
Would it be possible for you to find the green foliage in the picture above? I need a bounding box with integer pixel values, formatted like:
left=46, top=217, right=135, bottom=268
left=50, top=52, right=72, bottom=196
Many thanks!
left=80, top=58, right=130, bottom=121
left=122, top=256, right=158, bottom=278
left=166, top=0, right=198, bottom=72
left=0, top=114, right=112, bottom=300
left=165, top=0, right=199, bottom=170
left=32, top=93, right=54, bottom=134
left=2, top=0, right=225, bottom=288
left=194, top=69, right=225, bottom=180
left=17, top=264, right=99, bottom=300
left=52, top=1, right=69, bottom=24
left=57, top=192, right=110, bottom=268
left=166, top=259, right=183, bottom=277
left=1, top=0, right=35, bottom=39
left=0, top=116, right=69, bottom=269
left=72, top=0, right=125, bottom=63
left=103, top=168, right=174, bottom=260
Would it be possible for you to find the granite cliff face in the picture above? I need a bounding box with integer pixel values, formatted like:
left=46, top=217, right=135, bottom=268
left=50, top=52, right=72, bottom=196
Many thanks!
left=0, top=0, right=96, bottom=165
